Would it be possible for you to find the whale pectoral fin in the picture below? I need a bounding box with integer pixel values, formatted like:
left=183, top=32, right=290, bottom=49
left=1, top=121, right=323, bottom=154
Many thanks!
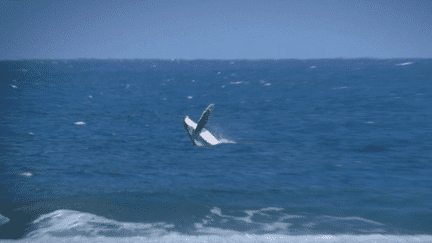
left=183, top=116, right=197, bottom=145
left=195, top=104, right=215, bottom=135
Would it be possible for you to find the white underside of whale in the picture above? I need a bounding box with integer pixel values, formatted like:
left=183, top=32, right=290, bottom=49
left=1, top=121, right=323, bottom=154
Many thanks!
left=183, top=116, right=220, bottom=146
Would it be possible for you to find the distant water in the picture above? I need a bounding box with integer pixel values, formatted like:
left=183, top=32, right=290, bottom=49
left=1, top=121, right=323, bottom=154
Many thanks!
left=1, top=59, right=432, bottom=242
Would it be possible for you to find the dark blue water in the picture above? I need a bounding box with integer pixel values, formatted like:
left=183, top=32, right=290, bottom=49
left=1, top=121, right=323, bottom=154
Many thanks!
left=1, top=59, right=431, bottom=242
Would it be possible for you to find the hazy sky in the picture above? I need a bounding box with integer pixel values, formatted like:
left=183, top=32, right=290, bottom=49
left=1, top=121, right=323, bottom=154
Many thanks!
left=1, top=0, right=431, bottom=59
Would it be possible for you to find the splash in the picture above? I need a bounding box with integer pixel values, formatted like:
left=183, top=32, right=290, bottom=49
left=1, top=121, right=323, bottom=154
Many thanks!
left=211, top=128, right=236, bottom=144
left=218, top=138, right=236, bottom=144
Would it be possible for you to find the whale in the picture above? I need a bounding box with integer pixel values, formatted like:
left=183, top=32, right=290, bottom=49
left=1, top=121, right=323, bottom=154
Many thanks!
left=182, top=104, right=220, bottom=147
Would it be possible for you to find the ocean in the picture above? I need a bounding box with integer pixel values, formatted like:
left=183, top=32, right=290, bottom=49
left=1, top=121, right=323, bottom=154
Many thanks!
left=1, top=59, right=431, bottom=242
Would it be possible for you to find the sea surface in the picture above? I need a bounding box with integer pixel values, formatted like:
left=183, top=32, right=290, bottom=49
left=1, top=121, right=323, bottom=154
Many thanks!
left=1, top=59, right=431, bottom=242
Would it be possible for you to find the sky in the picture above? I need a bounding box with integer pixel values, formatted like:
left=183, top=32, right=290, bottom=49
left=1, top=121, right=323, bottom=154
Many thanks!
left=1, top=0, right=431, bottom=60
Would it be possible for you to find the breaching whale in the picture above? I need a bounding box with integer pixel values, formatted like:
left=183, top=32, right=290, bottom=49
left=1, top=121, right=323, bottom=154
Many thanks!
left=182, top=104, right=220, bottom=147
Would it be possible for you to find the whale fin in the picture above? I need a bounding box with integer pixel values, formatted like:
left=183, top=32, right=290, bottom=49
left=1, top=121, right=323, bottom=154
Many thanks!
left=194, top=104, right=215, bottom=135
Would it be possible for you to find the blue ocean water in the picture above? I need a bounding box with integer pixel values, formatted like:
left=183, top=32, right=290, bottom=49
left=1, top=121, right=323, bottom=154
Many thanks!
left=1, top=59, right=432, bottom=242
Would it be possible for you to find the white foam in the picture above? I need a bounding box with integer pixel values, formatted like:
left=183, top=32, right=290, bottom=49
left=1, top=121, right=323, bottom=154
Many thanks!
left=88, top=95, right=93, bottom=98
left=320, top=216, right=384, bottom=226
left=74, top=121, right=86, bottom=125
left=264, top=83, right=271, bottom=86
left=28, top=132, right=34, bottom=135
left=218, top=138, right=236, bottom=144
left=0, top=214, right=10, bottom=226
left=230, top=81, right=248, bottom=85
left=20, top=172, right=33, bottom=177
left=13, top=209, right=432, bottom=243
left=209, top=207, right=283, bottom=224
left=13, top=233, right=432, bottom=243
left=11, top=84, right=18, bottom=89
left=187, top=96, right=193, bottom=99
left=310, top=66, right=316, bottom=68
left=27, top=210, right=175, bottom=239
left=217, top=72, right=221, bottom=74
left=396, top=62, right=414, bottom=66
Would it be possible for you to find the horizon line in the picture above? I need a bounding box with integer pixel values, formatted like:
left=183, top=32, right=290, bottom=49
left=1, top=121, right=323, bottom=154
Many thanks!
left=0, top=57, right=428, bottom=62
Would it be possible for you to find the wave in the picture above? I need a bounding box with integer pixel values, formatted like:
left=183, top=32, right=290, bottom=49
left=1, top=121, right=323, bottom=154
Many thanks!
left=9, top=234, right=432, bottom=243
left=11, top=209, right=432, bottom=242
